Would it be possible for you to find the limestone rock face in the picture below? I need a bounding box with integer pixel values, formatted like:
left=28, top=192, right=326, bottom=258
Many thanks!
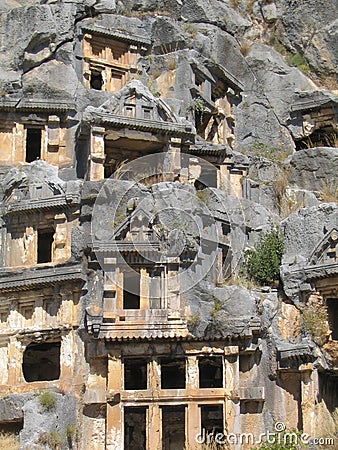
left=0, top=0, right=336, bottom=448
left=276, top=0, right=338, bottom=79
left=20, top=394, right=77, bottom=450
left=287, top=147, right=338, bottom=191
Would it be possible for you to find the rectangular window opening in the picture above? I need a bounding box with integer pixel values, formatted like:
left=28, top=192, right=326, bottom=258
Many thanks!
left=161, top=406, right=186, bottom=450
left=124, top=358, right=147, bottom=390
left=23, top=341, right=60, bottom=382
left=0, top=420, right=23, bottom=435
left=199, top=356, right=223, bottom=388
left=37, top=230, right=54, bottom=264
left=161, top=358, right=186, bottom=389
left=123, top=272, right=140, bottom=309
left=26, top=128, right=42, bottom=163
left=124, top=407, right=146, bottom=450
left=200, top=405, right=224, bottom=436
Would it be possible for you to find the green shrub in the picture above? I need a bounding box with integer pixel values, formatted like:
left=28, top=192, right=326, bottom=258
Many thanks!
left=211, top=299, right=223, bottom=317
left=39, top=391, right=56, bottom=411
left=67, top=425, right=76, bottom=439
left=49, top=430, right=64, bottom=446
left=249, top=142, right=292, bottom=163
left=187, top=313, right=201, bottom=327
left=245, top=226, right=284, bottom=286
left=286, top=52, right=311, bottom=74
left=196, top=189, right=210, bottom=203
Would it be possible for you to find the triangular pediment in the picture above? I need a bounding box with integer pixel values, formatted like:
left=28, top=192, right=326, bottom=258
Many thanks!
left=309, top=228, right=338, bottom=265
left=83, top=80, right=195, bottom=136
left=95, top=80, right=178, bottom=123
left=2, top=161, right=65, bottom=204
left=113, top=206, right=154, bottom=241
left=110, top=206, right=198, bottom=259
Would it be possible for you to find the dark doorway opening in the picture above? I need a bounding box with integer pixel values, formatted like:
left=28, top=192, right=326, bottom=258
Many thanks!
left=26, top=128, right=42, bottom=163
left=161, top=358, right=186, bottom=389
left=162, top=406, right=185, bottom=450
left=124, top=359, right=147, bottom=390
left=327, top=298, right=338, bottom=340
left=124, top=407, right=146, bottom=450
left=199, top=356, right=223, bottom=388
left=22, top=342, right=61, bottom=382
left=0, top=420, right=23, bottom=434
left=90, top=71, right=103, bottom=90
left=318, top=371, right=338, bottom=413
left=201, top=405, right=224, bottom=435
left=123, top=272, right=140, bottom=309
left=37, top=230, right=54, bottom=264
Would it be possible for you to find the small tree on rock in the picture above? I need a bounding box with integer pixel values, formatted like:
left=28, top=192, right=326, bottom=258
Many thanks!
left=245, top=226, right=284, bottom=286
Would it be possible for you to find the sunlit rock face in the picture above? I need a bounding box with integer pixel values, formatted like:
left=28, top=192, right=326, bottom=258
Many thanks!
left=0, top=1, right=337, bottom=448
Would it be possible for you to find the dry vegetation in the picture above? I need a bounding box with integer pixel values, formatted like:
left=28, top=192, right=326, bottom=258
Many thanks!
left=301, top=297, right=331, bottom=346
left=318, top=180, right=338, bottom=203
left=0, top=432, right=20, bottom=450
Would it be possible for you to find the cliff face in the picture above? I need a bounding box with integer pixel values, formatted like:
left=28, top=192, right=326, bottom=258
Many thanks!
left=0, top=1, right=337, bottom=449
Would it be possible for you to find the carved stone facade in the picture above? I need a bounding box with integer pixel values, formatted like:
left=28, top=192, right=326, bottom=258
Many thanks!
left=0, top=10, right=337, bottom=450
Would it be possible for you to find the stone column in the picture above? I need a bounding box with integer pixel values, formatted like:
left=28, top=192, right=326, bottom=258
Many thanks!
left=186, top=355, right=199, bottom=393
left=13, top=123, right=25, bottom=163
left=187, top=403, right=200, bottom=450
left=185, top=355, right=200, bottom=448
left=140, top=268, right=150, bottom=309
left=147, top=404, right=161, bottom=450
left=229, top=168, right=244, bottom=198
left=34, top=298, right=44, bottom=327
left=116, top=268, right=124, bottom=310
left=225, top=346, right=240, bottom=450
left=60, top=286, right=74, bottom=326
left=106, top=354, right=123, bottom=450
left=148, top=358, right=161, bottom=396
left=167, top=266, right=180, bottom=310
left=53, top=213, right=69, bottom=263
left=0, top=339, right=9, bottom=385
left=103, top=260, right=117, bottom=314
left=165, top=137, right=181, bottom=181
left=218, top=163, right=231, bottom=191
left=89, top=126, right=105, bottom=181
left=46, top=115, right=60, bottom=165
left=60, top=331, right=74, bottom=389
left=301, top=364, right=317, bottom=437
left=7, top=336, right=22, bottom=385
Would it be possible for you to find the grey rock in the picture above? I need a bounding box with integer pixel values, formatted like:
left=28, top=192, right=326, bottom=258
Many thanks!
left=260, top=2, right=277, bottom=23
left=0, top=394, right=33, bottom=422
left=20, top=393, right=77, bottom=450
left=181, top=0, right=251, bottom=36
left=22, top=60, right=79, bottom=100
left=0, top=3, right=77, bottom=71
left=92, top=0, right=116, bottom=13
left=286, top=147, right=338, bottom=192
left=282, top=203, right=338, bottom=262
left=275, top=0, right=338, bottom=77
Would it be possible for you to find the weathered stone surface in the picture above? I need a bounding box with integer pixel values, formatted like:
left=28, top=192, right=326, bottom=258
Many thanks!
left=286, top=147, right=338, bottom=192
left=20, top=394, right=77, bottom=450
left=22, top=60, right=79, bottom=100
left=275, top=0, right=338, bottom=79
left=282, top=203, right=338, bottom=263
left=0, top=0, right=336, bottom=447
left=0, top=394, right=33, bottom=422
